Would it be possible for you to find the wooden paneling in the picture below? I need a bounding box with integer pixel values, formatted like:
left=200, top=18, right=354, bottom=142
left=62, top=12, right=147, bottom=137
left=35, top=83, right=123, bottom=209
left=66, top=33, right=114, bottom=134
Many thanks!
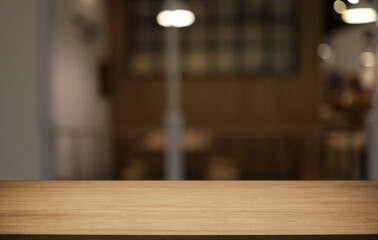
left=108, top=0, right=324, bottom=179
left=110, top=0, right=323, bottom=126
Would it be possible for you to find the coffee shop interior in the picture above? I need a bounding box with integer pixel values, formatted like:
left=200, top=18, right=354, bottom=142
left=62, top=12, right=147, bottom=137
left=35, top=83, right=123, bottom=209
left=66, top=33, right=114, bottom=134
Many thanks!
left=1, top=0, right=378, bottom=181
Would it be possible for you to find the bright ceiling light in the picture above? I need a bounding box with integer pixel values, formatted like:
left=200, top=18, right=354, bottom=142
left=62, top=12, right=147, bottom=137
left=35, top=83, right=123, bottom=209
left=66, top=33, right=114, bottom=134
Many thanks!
left=342, top=1, right=377, bottom=24
left=334, top=0, right=346, bottom=14
left=360, top=51, right=376, bottom=67
left=342, top=8, right=377, bottom=23
left=317, top=43, right=333, bottom=60
left=157, top=9, right=195, bottom=27
left=157, top=10, right=172, bottom=27
left=348, top=0, right=359, bottom=4
left=157, top=0, right=195, bottom=28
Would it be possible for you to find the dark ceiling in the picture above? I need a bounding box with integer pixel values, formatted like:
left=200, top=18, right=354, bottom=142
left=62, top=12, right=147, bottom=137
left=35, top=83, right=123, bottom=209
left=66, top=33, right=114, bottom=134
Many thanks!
left=324, top=0, right=348, bottom=34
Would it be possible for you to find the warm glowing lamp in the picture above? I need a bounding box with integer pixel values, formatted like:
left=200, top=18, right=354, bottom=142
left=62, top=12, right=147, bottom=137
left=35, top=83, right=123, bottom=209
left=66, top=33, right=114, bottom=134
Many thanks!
left=342, top=0, right=377, bottom=24
left=334, top=0, right=347, bottom=14
left=360, top=51, right=376, bottom=67
left=157, top=0, right=195, bottom=28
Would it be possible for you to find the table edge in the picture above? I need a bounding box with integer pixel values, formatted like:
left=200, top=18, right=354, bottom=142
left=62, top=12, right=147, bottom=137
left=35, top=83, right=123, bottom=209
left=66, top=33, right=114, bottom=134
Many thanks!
left=1, top=235, right=377, bottom=240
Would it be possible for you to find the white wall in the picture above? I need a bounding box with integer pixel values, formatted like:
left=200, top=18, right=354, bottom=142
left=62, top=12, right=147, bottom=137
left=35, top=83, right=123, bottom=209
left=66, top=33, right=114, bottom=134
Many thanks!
left=0, top=0, right=50, bottom=180
left=0, top=0, right=111, bottom=180
left=330, top=25, right=370, bottom=76
left=51, top=0, right=109, bottom=127
left=368, top=75, right=378, bottom=180
left=51, top=0, right=111, bottom=179
left=330, top=24, right=378, bottom=179
left=368, top=30, right=378, bottom=180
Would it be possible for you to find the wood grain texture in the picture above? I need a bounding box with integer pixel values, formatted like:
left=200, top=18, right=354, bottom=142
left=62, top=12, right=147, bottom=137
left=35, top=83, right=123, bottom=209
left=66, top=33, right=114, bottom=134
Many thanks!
left=0, top=181, right=377, bottom=238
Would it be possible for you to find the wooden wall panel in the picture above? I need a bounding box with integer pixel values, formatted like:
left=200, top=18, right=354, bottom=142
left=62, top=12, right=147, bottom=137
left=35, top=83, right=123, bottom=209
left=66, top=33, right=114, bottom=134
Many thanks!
left=110, top=0, right=323, bottom=127
left=109, top=0, right=324, bottom=179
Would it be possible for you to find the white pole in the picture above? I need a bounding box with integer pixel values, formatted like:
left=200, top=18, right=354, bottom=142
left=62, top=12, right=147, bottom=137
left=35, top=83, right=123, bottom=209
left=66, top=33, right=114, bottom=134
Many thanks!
left=164, top=17, right=185, bottom=180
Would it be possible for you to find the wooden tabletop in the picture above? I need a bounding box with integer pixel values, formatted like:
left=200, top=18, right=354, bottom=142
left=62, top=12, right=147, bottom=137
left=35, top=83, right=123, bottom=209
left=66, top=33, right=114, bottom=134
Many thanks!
left=0, top=181, right=377, bottom=240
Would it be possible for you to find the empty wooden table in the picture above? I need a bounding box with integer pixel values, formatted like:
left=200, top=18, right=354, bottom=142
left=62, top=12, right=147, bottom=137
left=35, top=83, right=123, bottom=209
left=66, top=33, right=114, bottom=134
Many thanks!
left=0, top=181, right=377, bottom=240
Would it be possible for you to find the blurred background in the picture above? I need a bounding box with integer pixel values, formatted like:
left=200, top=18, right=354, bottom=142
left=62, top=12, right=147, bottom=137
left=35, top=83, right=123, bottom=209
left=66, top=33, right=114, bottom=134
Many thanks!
left=1, top=0, right=378, bottom=180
